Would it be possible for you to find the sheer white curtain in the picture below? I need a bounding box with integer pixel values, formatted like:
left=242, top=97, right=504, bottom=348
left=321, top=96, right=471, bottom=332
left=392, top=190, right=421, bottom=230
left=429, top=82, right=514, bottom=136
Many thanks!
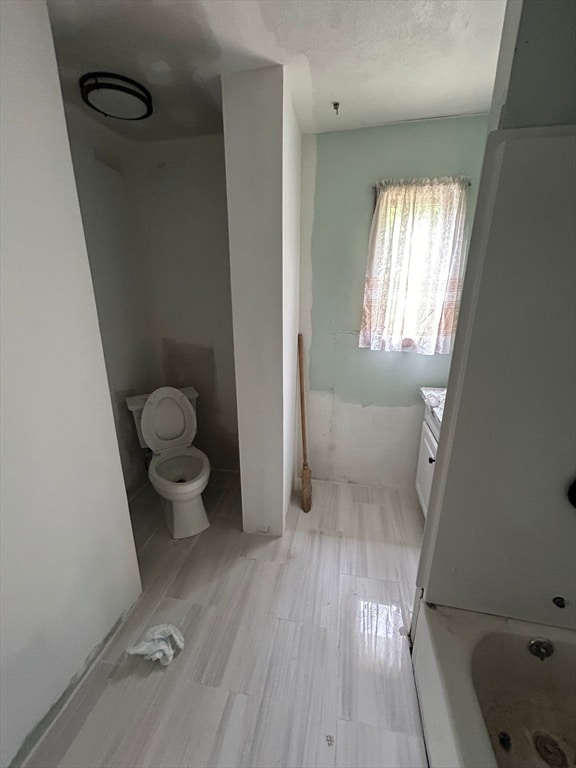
left=359, top=177, right=468, bottom=354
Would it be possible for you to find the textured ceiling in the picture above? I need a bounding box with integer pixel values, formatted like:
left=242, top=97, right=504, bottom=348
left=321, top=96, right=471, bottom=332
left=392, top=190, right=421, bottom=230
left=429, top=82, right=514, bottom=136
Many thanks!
left=47, top=0, right=506, bottom=141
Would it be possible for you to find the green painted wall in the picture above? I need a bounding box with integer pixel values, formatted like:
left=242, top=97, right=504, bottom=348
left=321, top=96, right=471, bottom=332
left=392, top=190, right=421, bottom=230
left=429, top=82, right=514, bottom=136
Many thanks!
left=309, top=114, right=489, bottom=407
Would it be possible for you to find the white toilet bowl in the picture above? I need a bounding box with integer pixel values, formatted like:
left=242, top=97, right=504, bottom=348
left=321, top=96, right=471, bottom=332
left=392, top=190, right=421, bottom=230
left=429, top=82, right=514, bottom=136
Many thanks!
left=141, top=387, right=211, bottom=539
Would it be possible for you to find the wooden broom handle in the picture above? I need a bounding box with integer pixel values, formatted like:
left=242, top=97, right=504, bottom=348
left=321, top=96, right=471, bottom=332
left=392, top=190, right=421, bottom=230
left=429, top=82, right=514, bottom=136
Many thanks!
left=297, top=333, right=309, bottom=467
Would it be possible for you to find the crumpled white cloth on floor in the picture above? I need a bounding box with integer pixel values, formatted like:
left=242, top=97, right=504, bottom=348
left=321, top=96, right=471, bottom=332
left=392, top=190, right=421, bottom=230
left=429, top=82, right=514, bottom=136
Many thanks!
left=126, top=624, right=185, bottom=666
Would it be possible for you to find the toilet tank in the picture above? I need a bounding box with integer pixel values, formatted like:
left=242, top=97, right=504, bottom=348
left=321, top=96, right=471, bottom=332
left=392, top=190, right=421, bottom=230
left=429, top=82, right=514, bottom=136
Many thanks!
left=126, top=386, right=199, bottom=449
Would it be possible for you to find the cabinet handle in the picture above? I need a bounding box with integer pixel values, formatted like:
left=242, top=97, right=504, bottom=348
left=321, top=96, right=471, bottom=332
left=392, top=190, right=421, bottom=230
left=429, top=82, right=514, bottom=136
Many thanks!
left=428, top=457, right=436, bottom=464
left=568, top=478, right=576, bottom=509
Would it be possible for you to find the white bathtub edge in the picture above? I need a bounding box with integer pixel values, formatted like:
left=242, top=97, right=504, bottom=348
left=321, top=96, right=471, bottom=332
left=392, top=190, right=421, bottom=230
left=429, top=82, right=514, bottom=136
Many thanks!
left=412, top=604, right=498, bottom=768
left=413, top=605, right=467, bottom=768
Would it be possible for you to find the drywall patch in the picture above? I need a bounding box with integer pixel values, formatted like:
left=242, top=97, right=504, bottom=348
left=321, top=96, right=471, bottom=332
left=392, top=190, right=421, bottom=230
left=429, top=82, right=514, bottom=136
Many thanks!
left=307, top=390, right=424, bottom=487
left=161, top=338, right=239, bottom=469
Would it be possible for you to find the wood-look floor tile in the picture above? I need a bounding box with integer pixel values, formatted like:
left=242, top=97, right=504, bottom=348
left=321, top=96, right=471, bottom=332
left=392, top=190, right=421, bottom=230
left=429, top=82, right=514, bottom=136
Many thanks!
left=206, top=471, right=242, bottom=525
left=335, top=719, right=427, bottom=768
left=56, top=660, right=169, bottom=767
left=395, top=543, right=422, bottom=628
left=203, top=469, right=238, bottom=506
left=340, top=504, right=399, bottom=582
left=297, top=480, right=347, bottom=532
left=101, top=595, right=196, bottom=664
left=233, top=503, right=298, bottom=563
left=58, top=670, right=254, bottom=768
left=187, top=558, right=283, bottom=696
left=164, top=523, right=243, bottom=604
left=107, top=599, right=218, bottom=686
left=344, top=483, right=390, bottom=506
left=243, top=619, right=339, bottom=768
left=339, top=575, right=422, bottom=735
left=23, top=661, right=114, bottom=768
left=55, top=601, right=219, bottom=767
left=137, top=525, right=197, bottom=595
left=129, top=485, right=164, bottom=551
left=393, top=488, right=425, bottom=546
left=23, top=477, right=426, bottom=768
left=149, top=686, right=258, bottom=768
left=99, top=529, right=197, bottom=663
left=276, top=525, right=342, bottom=629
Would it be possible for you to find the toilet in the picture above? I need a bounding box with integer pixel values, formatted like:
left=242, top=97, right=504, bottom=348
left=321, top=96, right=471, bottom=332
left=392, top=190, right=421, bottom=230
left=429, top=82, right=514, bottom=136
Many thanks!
left=138, top=386, right=210, bottom=539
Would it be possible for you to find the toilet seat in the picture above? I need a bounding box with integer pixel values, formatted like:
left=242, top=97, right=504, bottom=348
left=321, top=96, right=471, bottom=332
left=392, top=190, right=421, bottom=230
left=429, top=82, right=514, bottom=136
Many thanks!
left=141, top=386, right=197, bottom=455
left=148, top=446, right=210, bottom=497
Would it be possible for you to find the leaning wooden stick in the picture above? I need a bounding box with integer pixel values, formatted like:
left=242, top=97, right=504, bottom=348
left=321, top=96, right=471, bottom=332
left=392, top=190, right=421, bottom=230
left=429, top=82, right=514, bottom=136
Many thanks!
left=298, top=333, right=312, bottom=512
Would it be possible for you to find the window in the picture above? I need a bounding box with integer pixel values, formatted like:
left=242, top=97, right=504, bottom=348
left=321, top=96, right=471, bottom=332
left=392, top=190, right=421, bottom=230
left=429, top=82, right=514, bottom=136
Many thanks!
left=359, top=176, right=468, bottom=355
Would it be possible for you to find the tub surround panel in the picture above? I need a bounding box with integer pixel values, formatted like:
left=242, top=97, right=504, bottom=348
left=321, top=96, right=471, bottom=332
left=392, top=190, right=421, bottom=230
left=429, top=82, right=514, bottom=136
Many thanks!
left=420, top=127, right=576, bottom=629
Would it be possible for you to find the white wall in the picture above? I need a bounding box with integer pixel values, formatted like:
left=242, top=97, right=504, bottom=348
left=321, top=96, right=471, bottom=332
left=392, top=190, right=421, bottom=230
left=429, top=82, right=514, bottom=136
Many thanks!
left=416, top=1, right=576, bottom=631
left=124, top=135, right=239, bottom=469
left=282, top=87, right=302, bottom=514
left=223, top=65, right=301, bottom=534
left=63, top=110, right=238, bottom=477
left=297, top=135, right=316, bottom=491
left=222, top=66, right=285, bottom=535
left=65, top=107, right=156, bottom=497
left=0, top=3, right=141, bottom=765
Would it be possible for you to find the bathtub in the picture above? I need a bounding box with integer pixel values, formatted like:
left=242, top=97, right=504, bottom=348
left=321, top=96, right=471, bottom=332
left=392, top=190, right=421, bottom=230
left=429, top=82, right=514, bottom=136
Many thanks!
left=412, top=603, right=576, bottom=768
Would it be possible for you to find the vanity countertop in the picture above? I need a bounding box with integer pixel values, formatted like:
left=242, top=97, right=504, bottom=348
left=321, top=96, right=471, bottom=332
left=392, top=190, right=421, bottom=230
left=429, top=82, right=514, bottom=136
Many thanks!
left=419, top=386, right=446, bottom=439
left=419, top=387, right=446, bottom=409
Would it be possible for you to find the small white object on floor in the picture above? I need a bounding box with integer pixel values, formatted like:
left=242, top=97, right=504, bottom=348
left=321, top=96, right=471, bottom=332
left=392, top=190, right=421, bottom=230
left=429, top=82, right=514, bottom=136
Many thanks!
left=126, top=624, right=185, bottom=666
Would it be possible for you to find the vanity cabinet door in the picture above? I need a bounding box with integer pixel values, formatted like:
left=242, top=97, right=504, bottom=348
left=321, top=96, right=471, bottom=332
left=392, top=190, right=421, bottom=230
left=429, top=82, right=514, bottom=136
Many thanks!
left=416, top=422, right=437, bottom=518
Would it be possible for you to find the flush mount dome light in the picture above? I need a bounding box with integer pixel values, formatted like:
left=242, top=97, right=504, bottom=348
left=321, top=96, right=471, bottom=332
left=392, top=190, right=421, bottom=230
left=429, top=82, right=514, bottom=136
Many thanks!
left=79, top=72, right=153, bottom=120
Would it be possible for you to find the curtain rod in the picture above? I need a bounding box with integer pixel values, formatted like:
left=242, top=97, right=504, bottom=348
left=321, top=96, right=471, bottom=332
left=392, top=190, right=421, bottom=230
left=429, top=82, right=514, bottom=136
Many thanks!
left=373, top=179, right=472, bottom=190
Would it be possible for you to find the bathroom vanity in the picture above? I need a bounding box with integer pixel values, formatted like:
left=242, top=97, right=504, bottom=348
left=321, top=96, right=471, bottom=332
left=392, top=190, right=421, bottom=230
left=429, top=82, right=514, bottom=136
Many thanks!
left=416, top=387, right=446, bottom=517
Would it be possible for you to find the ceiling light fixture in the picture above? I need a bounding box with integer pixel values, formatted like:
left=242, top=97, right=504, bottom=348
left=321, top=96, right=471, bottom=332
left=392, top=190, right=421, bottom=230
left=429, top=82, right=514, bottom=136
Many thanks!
left=79, top=72, right=153, bottom=121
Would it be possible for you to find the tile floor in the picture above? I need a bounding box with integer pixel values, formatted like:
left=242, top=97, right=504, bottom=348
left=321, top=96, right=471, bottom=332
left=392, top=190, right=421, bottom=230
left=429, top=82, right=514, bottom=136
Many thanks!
left=24, top=471, right=427, bottom=768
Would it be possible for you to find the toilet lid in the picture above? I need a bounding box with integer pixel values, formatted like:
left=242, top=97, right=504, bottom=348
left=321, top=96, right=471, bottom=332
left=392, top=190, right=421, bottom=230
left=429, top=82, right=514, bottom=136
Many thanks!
left=141, top=387, right=197, bottom=454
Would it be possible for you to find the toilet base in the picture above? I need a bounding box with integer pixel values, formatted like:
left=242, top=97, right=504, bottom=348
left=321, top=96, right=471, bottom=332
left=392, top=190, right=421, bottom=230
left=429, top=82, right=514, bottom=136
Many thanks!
left=160, top=494, right=210, bottom=539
